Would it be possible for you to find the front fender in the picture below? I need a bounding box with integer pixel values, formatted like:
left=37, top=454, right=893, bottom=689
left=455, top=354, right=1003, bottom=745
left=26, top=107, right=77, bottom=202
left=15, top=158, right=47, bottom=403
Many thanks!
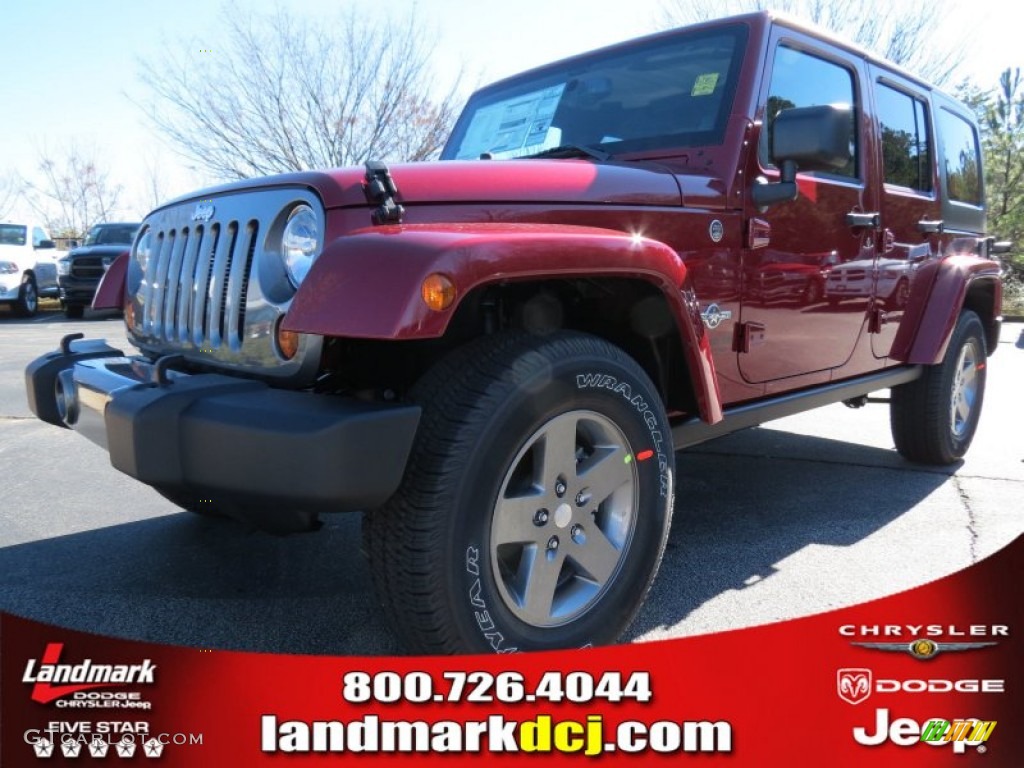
left=890, top=254, right=1002, bottom=364
left=283, top=223, right=723, bottom=423
left=91, top=251, right=129, bottom=310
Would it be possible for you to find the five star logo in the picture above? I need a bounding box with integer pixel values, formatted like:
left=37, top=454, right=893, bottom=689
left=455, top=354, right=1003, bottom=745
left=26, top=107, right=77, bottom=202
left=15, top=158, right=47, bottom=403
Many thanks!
left=60, top=739, right=83, bottom=758
left=89, top=737, right=110, bottom=758
left=33, top=737, right=55, bottom=758
left=143, top=738, right=165, bottom=758
left=115, top=738, right=137, bottom=758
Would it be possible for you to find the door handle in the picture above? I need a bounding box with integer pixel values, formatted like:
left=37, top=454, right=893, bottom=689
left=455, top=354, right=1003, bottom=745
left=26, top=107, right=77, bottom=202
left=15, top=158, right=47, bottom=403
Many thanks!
left=917, top=219, right=944, bottom=234
left=846, top=212, right=880, bottom=229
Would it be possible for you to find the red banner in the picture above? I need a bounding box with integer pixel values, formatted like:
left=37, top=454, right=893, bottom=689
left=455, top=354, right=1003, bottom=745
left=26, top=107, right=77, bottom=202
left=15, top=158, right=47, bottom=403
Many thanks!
left=3, top=535, right=1021, bottom=766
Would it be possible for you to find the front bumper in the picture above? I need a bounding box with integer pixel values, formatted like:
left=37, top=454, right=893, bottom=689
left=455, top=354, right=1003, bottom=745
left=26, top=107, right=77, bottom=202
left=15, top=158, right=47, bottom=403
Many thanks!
left=26, top=337, right=421, bottom=527
left=58, top=275, right=100, bottom=304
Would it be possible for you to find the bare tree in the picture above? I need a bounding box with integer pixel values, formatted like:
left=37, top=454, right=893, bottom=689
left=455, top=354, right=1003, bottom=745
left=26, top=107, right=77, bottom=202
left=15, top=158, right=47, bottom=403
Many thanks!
left=660, top=0, right=965, bottom=85
left=0, top=169, right=20, bottom=221
left=137, top=4, right=462, bottom=181
left=23, top=142, right=123, bottom=240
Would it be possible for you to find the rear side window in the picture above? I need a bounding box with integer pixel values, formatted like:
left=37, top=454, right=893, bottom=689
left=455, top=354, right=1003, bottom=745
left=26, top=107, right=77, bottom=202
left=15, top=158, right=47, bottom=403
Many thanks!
left=876, top=83, right=932, bottom=192
left=938, top=109, right=982, bottom=205
left=762, top=45, right=858, bottom=179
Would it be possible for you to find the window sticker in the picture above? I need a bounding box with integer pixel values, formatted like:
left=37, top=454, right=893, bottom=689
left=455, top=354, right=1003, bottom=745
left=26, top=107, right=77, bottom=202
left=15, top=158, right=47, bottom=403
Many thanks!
left=692, top=73, right=719, bottom=96
left=455, top=84, right=567, bottom=159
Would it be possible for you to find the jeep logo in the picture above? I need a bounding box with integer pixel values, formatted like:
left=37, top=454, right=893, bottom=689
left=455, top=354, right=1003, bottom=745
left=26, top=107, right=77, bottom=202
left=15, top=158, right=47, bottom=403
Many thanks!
left=190, top=203, right=215, bottom=222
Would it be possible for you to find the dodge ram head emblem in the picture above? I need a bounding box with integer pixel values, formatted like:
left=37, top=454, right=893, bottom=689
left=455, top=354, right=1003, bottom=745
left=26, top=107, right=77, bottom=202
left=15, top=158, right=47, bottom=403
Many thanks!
left=837, top=668, right=872, bottom=705
left=190, top=203, right=215, bottom=222
left=700, top=303, right=732, bottom=330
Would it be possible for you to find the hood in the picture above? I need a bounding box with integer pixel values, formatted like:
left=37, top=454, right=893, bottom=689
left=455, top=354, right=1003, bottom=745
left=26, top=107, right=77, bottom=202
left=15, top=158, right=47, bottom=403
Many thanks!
left=160, top=159, right=730, bottom=212
left=68, top=244, right=133, bottom=258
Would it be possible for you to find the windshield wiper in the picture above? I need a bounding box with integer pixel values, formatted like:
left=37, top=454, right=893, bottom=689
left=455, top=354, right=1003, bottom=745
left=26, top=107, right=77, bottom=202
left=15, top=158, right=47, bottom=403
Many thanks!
left=519, top=144, right=611, bottom=161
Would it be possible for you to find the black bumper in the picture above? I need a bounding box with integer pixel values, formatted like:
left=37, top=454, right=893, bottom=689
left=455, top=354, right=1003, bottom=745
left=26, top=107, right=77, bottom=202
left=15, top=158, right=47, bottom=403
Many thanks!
left=26, top=338, right=421, bottom=525
left=58, top=275, right=100, bottom=304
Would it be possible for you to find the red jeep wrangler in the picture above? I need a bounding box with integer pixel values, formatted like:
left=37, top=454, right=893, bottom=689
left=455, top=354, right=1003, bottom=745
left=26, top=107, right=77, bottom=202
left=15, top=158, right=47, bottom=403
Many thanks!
left=26, top=12, right=1002, bottom=654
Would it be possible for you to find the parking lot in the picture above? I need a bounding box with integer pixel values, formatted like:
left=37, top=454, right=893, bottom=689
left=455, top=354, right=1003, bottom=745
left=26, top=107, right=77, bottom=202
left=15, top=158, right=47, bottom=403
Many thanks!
left=1, top=303, right=1022, bottom=655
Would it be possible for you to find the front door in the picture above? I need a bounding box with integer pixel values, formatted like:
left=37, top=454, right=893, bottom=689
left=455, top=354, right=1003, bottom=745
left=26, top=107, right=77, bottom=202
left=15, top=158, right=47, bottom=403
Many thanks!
left=739, top=36, right=877, bottom=383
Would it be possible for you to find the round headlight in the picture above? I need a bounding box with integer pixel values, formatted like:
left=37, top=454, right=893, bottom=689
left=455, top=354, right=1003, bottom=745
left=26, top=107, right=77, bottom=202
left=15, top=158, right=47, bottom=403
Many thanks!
left=282, top=205, right=320, bottom=287
left=135, top=228, right=151, bottom=272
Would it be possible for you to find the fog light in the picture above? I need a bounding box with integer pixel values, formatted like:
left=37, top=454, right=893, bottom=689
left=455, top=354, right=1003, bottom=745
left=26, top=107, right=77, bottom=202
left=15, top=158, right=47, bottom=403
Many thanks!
left=276, top=320, right=299, bottom=360
left=421, top=273, right=456, bottom=311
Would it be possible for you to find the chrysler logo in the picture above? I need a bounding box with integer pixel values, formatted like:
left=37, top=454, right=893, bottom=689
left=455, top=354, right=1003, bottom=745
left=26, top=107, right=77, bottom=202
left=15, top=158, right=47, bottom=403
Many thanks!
left=191, top=203, right=215, bottom=222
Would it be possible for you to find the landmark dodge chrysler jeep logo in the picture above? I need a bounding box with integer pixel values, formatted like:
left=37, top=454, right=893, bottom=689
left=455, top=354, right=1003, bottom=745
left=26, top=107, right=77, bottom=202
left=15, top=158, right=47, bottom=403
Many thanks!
left=22, top=643, right=157, bottom=704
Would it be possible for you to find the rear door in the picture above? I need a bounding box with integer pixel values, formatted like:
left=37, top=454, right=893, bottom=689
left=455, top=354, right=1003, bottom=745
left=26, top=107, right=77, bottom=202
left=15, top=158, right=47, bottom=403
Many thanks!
left=739, top=33, right=877, bottom=383
left=868, top=69, right=941, bottom=358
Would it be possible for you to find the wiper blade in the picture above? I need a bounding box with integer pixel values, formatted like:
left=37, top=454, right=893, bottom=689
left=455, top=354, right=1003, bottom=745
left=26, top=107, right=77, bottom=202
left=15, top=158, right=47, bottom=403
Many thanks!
left=519, top=144, right=611, bottom=161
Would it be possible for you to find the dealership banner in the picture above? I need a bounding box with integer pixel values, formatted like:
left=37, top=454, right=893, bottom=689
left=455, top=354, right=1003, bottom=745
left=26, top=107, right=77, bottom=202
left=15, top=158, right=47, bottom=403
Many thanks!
left=3, top=535, right=1020, bottom=766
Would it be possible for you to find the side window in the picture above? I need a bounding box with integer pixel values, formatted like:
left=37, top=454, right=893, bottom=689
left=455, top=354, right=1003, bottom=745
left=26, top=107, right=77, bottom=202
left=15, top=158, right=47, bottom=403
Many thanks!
left=32, top=227, right=47, bottom=246
left=762, top=45, right=858, bottom=178
left=938, top=109, right=982, bottom=205
left=876, top=82, right=932, bottom=192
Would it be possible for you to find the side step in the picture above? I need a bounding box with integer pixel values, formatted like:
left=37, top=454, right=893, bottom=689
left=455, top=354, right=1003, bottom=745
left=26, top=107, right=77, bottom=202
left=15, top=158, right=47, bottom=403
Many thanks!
left=673, top=366, right=923, bottom=448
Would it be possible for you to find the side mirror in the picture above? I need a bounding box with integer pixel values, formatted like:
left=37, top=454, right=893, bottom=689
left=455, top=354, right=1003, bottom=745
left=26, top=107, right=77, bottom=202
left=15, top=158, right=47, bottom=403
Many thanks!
left=35, top=239, right=55, bottom=249
left=752, top=104, right=853, bottom=209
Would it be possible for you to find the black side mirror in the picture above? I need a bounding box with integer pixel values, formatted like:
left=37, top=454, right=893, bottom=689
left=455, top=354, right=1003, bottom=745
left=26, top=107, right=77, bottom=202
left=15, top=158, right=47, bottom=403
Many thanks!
left=752, top=104, right=853, bottom=209
left=35, top=239, right=55, bottom=249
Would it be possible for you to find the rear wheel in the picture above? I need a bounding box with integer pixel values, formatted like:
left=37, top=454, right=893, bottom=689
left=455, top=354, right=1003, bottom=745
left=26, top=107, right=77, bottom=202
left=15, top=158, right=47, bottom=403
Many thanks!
left=890, top=310, right=987, bottom=465
left=363, top=331, right=675, bottom=654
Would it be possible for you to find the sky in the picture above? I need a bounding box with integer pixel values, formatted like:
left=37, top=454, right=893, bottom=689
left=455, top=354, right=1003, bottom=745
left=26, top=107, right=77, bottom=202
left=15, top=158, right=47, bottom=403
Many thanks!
left=0, top=0, right=1021, bottom=223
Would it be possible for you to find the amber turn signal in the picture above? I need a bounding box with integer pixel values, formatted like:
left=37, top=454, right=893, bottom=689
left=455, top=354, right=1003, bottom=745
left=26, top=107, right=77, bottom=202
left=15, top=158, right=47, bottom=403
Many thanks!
left=124, top=302, right=135, bottom=329
left=421, top=273, right=456, bottom=312
left=276, top=321, right=300, bottom=360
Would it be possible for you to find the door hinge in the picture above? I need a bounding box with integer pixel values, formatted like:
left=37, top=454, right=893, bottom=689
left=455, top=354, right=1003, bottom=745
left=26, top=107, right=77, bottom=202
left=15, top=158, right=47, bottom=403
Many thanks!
left=733, top=321, right=766, bottom=353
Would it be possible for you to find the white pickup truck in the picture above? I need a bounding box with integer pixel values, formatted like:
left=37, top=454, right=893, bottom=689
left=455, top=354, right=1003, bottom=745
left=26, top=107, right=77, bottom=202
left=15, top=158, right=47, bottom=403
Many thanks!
left=0, top=223, right=63, bottom=317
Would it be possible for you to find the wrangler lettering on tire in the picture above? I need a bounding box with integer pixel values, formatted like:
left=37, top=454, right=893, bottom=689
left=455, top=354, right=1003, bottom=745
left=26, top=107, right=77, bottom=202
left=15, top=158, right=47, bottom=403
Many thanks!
left=363, top=332, right=674, bottom=654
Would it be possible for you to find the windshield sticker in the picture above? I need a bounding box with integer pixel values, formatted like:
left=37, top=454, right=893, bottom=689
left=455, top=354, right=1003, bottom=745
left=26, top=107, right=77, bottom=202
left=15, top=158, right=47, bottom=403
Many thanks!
left=692, top=73, right=719, bottom=96
left=454, top=83, right=566, bottom=159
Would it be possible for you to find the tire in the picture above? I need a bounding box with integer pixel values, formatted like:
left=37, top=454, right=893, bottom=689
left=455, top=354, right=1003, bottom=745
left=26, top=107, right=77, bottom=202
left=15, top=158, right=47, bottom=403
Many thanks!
left=890, top=310, right=987, bottom=465
left=64, top=304, right=85, bottom=319
left=363, top=331, right=675, bottom=654
left=155, top=489, right=225, bottom=518
left=15, top=274, right=38, bottom=317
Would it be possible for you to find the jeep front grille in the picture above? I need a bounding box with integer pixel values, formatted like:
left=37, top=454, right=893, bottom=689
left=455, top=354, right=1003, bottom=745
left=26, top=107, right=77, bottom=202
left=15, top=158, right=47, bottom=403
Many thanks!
left=127, top=187, right=325, bottom=382
left=140, top=219, right=258, bottom=351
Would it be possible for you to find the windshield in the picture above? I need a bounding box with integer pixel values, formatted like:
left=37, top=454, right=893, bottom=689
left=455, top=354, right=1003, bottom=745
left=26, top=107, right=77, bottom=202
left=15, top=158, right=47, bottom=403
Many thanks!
left=0, top=224, right=27, bottom=246
left=85, top=224, right=140, bottom=246
left=442, top=24, right=748, bottom=161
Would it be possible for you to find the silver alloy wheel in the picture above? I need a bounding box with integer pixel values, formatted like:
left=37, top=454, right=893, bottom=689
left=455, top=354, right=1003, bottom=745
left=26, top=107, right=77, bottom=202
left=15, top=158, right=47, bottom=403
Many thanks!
left=489, top=409, right=638, bottom=628
left=950, top=341, right=979, bottom=438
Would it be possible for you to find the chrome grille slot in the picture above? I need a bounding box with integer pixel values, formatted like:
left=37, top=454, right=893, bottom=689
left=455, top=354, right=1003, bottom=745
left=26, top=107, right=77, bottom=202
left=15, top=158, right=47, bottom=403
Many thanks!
left=162, top=227, right=189, bottom=338
left=207, top=221, right=238, bottom=348
left=227, top=221, right=258, bottom=349
left=151, top=229, right=176, bottom=340
left=192, top=223, right=220, bottom=346
left=176, top=225, right=204, bottom=343
left=143, top=232, right=166, bottom=335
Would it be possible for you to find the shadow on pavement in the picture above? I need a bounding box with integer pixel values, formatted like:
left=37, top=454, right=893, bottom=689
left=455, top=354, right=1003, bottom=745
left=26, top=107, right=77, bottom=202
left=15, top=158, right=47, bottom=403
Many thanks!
left=0, top=429, right=949, bottom=656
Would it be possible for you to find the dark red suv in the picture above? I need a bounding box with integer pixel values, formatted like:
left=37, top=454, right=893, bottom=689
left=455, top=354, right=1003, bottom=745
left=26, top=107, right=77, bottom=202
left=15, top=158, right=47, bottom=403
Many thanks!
left=27, top=12, right=1003, bottom=654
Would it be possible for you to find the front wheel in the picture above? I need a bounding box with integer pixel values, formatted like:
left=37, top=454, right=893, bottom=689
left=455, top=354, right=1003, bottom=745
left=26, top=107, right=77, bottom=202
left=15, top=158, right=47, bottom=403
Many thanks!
left=890, top=310, right=987, bottom=465
left=15, top=274, right=38, bottom=317
left=364, top=331, right=675, bottom=654
left=64, top=304, right=85, bottom=319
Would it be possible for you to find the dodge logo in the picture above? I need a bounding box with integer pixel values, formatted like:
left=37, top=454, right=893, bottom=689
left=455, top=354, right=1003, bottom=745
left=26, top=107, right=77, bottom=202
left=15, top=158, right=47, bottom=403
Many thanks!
left=191, top=203, right=215, bottom=222
left=838, top=668, right=872, bottom=705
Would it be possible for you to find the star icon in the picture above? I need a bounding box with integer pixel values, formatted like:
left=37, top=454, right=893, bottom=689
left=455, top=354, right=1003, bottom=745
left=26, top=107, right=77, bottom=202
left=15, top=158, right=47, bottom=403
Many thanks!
left=143, top=738, right=165, bottom=758
left=61, top=739, right=83, bottom=758
left=116, top=738, right=137, bottom=758
left=89, top=737, right=110, bottom=758
left=33, top=737, right=54, bottom=758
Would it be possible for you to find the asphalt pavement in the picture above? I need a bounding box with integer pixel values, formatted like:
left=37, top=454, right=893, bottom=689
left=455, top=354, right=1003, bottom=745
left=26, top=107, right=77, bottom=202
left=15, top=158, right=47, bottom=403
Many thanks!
left=1, top=303, right=1021, bottom=655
